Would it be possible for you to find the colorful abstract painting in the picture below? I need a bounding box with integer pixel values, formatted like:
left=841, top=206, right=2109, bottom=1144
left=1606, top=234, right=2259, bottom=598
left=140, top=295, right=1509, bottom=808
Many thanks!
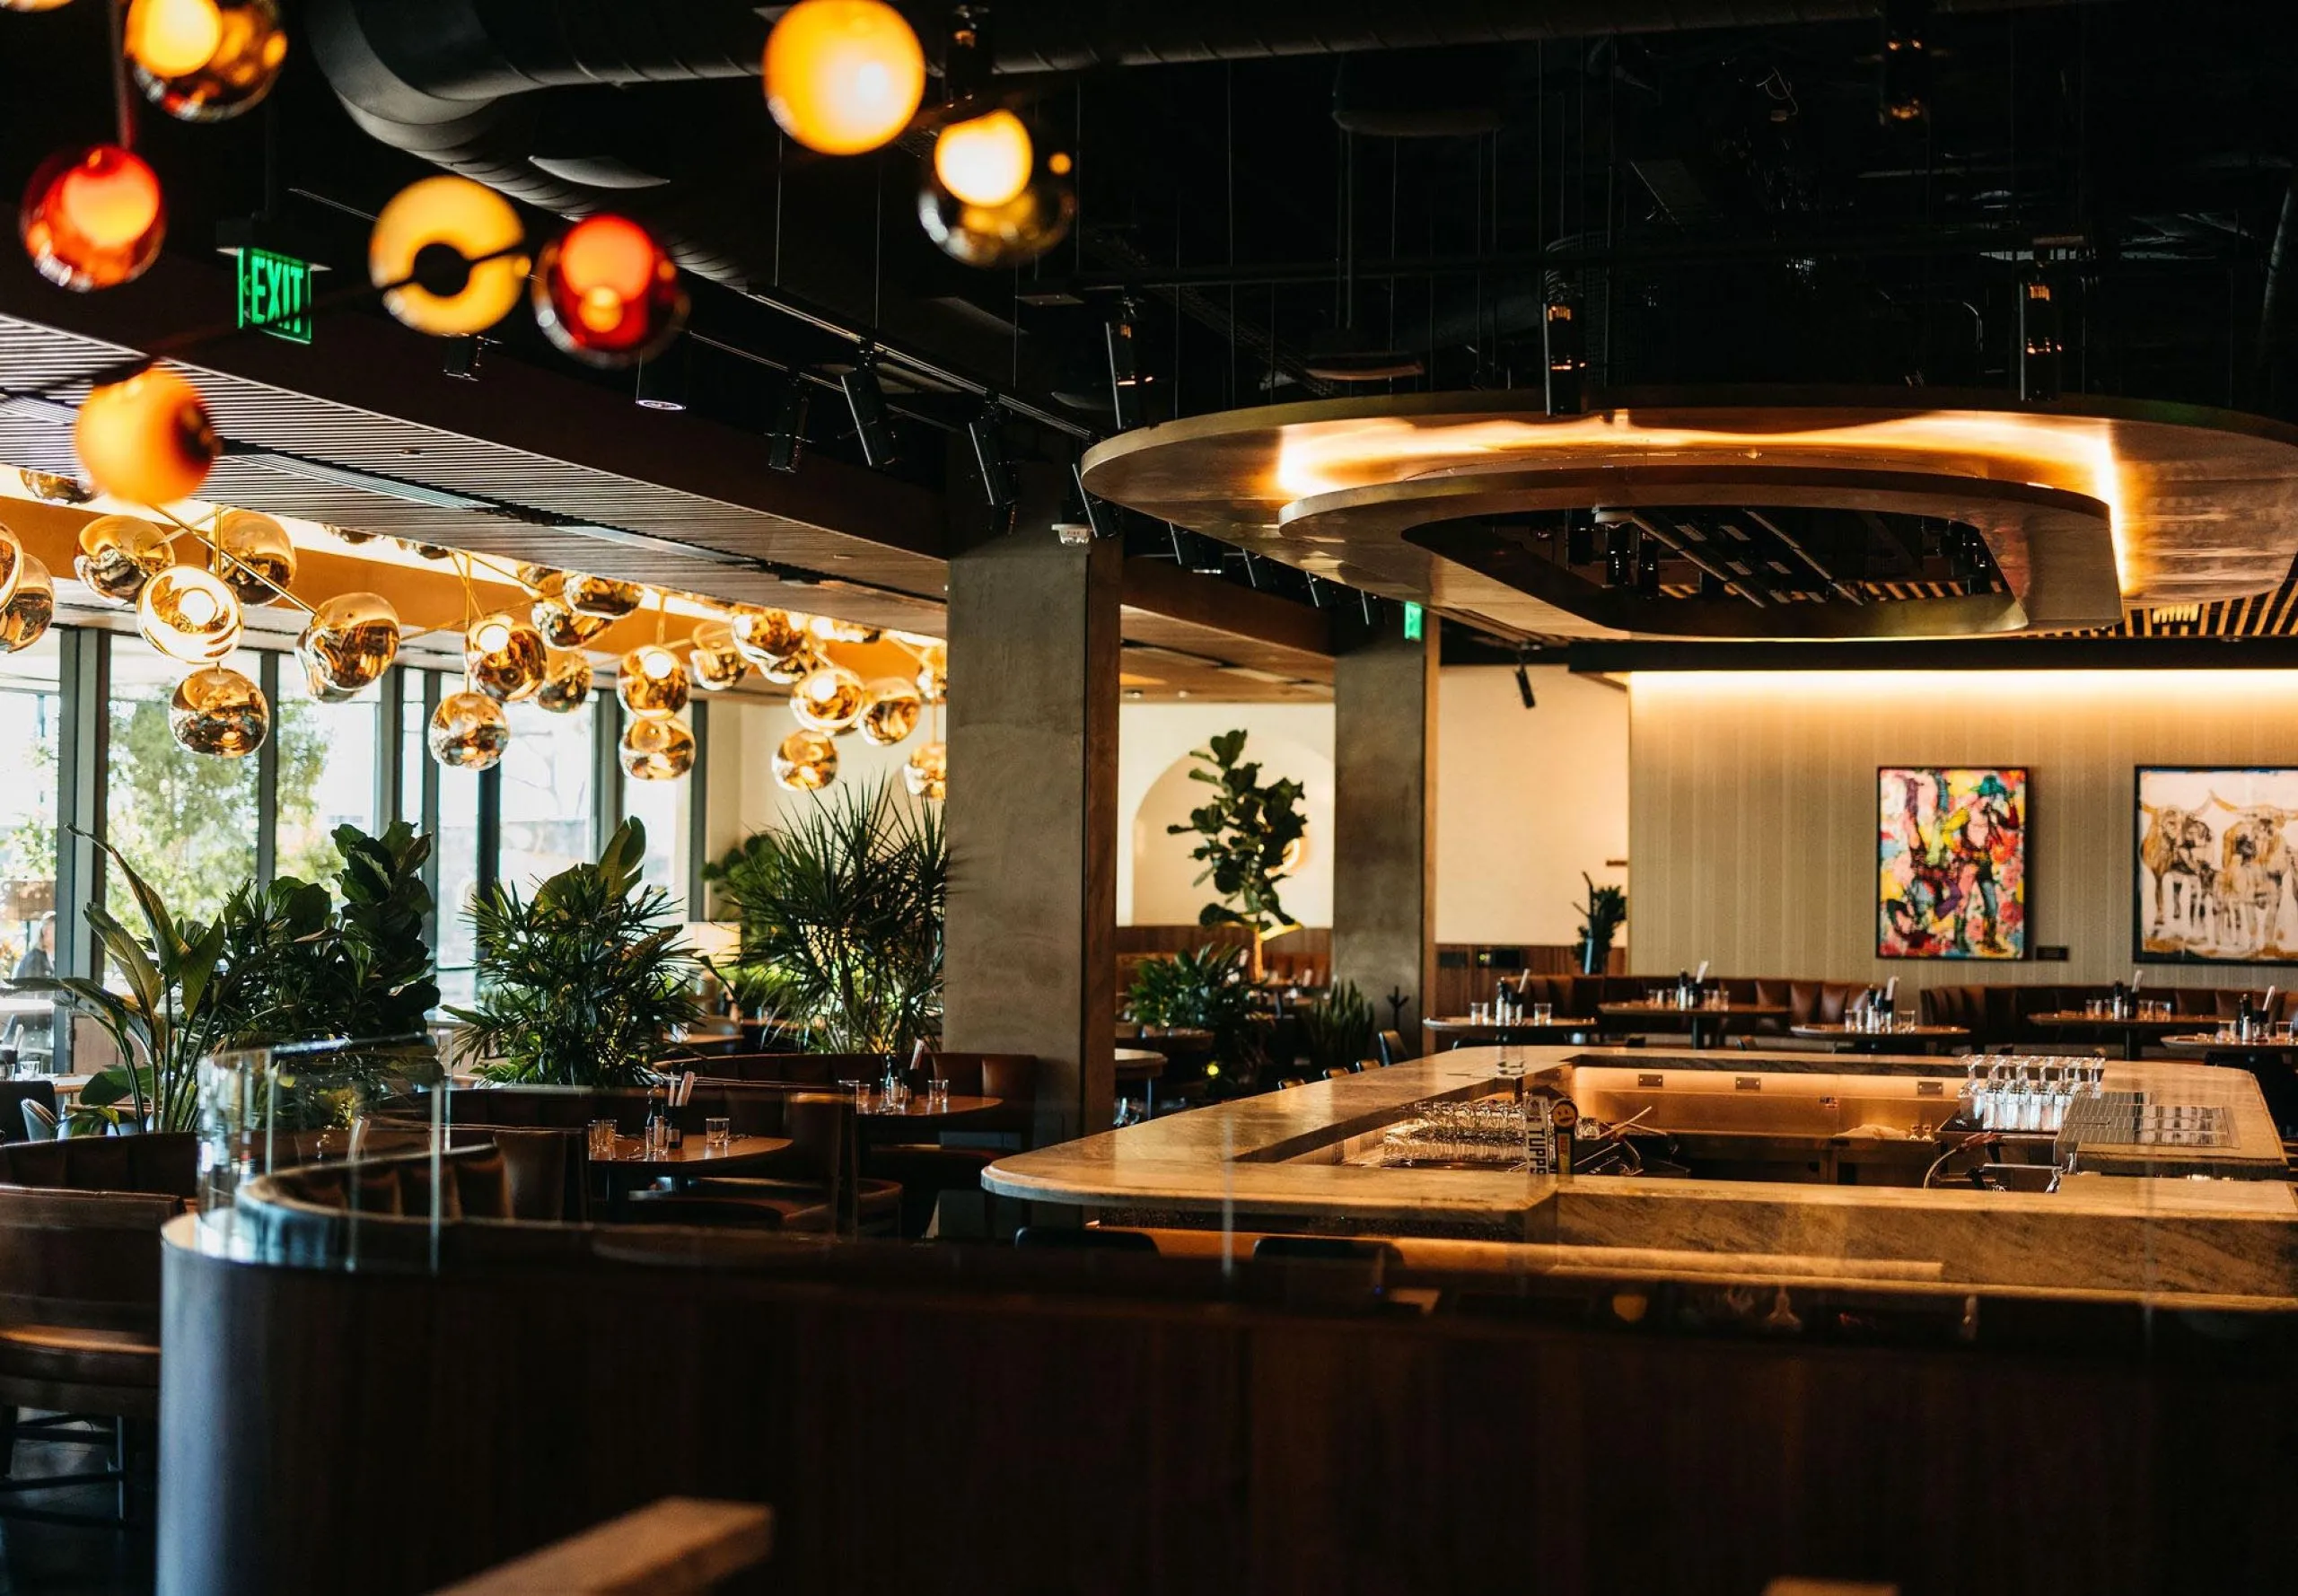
left=2135, top=767, right=2298, bottom=963
left=1878, top=767, right=2028, bottom=960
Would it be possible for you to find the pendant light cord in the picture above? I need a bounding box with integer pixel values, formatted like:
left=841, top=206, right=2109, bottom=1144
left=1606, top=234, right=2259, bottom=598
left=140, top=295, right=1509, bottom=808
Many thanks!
left=108, top=0, right=134, bottom=151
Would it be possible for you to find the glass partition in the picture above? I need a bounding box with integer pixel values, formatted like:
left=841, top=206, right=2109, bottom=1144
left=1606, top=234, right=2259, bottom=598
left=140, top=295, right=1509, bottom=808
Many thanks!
left=106, top=645, right=258, bottom=924
left=500, top=698, right=593, bottom=888
left=0, top=630, right=60, bottom=1072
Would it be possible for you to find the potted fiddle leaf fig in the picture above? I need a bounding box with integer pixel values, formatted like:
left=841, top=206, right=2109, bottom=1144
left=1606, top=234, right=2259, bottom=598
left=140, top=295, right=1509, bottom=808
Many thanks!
left=452, top=818, right=702, bottom=1087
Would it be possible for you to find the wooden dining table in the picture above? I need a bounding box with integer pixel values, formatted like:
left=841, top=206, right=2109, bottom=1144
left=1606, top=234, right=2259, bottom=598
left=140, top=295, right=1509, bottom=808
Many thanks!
left=2027, top=1011, right=2193, bottom=1060
left=591, top=1133, right=793, bottom=1217
left=2159, top=1032, right=2298, bottom=1133
left=1597, top=1002, right=1790, bottom=1051
left=1422, top=1016, right=1592, bottom=1048
left=1790, top=1022, right=1970, bottom=1056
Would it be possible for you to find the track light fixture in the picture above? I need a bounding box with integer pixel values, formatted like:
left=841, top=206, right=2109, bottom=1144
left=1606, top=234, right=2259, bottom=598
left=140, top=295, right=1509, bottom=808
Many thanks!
left=443, top=336, right=479, bottom=381
left=841, top=348, right=897, bottom=466
left=634, top=350, right=687, bottom=412
left=767, top=377, right=811, bottom=473
left=1106, top=298, right=1146, bottom=430
left=1515, top=658, right=1538, bottom=710
left=969, top=404, right=1014, bottom=507
left=1068, top=462, right=1114, bottom=540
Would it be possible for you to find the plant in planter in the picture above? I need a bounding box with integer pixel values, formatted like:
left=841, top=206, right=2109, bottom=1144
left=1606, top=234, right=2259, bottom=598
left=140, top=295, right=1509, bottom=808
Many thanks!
left=1167, top=730, right=1308, bottom=948
left=1126, top=943, right=1263, bottom=1089
left=1574, top=872, right=1627, bottom=974
left=710, top=781, right=947, bottom=1059
left=452, top=818, right=702, bottom=1086
left=1295, top=979, right=1377, bottom=1077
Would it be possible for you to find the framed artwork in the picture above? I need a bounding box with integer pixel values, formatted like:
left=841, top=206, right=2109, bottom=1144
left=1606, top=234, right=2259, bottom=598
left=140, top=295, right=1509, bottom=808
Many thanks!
left=2135, top=767, right=2298, bottom=963
left=1878, top=767, right=2028, bottom=960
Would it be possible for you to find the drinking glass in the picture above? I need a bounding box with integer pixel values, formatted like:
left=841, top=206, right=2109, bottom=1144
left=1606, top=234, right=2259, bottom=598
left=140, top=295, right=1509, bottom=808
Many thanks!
left=587, top=1119, right=619, bottom=1161
left=1531, top=1003, right=1553, bottom=1026
left=645, top=1118, right=669, bottom=1160
left=704, top=1116, right=732, bottom=1154
left=927, top=1078, right=952, bottom=1112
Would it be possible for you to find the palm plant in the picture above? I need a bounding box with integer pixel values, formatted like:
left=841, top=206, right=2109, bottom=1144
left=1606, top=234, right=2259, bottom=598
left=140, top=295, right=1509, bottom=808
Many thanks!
left=713, top=780, right=947, bottom=1059
left=451, top=819, right=702, bottom=1086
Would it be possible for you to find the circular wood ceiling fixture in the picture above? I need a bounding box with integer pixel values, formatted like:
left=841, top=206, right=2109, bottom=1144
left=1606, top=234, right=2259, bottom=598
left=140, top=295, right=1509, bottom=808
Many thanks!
left=1080, top=388, right=2298, bottom=641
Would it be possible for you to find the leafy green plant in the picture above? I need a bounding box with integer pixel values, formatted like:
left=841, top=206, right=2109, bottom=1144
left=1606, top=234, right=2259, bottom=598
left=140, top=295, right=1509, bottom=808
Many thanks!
left=1296, top=979, right=1377, bottom=1076
left=712, top=781, right=947, bottom=1059
left=452, top=819, right=702, bottom=1086
left=1166, top=729, right=1307, bottom=934
left=1574, top=872, right=1627, bottom=973
left=1126, top=943, right=1263, bottom=1083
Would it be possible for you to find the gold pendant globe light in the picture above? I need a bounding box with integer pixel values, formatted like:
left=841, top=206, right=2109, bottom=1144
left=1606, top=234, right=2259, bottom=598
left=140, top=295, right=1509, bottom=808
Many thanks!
left=688, top=620, right=749, bottom=690
left=369, top=176, right=528, bottom=336
left=531, top=582, right=612, bottom=647
left=934, top=110, right=1034, bottom=208
left=914, top=642, right=947, bottom=706
left=790, top=662, right=867, bottom=733
left=764, top=0, right=925, bottom=156
left=758, top=637, right=822, bottom=686
left=564, top=572, right=645, bottom=619
left=296, top=591, right=399, bottom=702
left=919, top=140, right=1076, bottom=269
left=0, top=520, right=22, bottom=609
left=619, top=715, right=697, bottom=781
left=858, top=677, right=922, bottom=745
left=137, top=562, right=241, bottom=663
left=0, top=556, right=55, bottom=653
left=773, top=727, right=839, bottom=792
left=533, top=649, right=593, bottom=714
left=18, top=469, right=93, bottom=505
left=618, top=642, right=689, bottom=718
left=169, top=662, right=268, bottom=757
left=902, top=739, right=947, bottom=801
left=513, top=562, right=559, bottom=594
left=464, top=609, right=548, bottom=702
left=215, top=508, right=294, bottom=606
left=75, top=368, right=217, bottom=504
left=428, top=688, right=510, bottom=770
left=125, top=0, right=288, bottom=123
left=730, top=607, right=804, bottom=666
left=73, top=513, right=169, bottom=605
left=20, top=145, right=165, bottom=291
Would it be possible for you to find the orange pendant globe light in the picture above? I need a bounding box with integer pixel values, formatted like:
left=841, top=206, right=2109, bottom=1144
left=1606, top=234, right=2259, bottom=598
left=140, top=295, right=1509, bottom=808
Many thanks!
left=125, top=0, right=287, bottom=122
left=764, top=0, right=925, bottom=155
left=75, top=368, right=218, bottom=504
left=531, top=215, right=688, bottom=367
left=20, top=145, right=165, bottom=290
left=934, top=110, right=1032, bottom=207
left=368, top=176, right=529, bottom=336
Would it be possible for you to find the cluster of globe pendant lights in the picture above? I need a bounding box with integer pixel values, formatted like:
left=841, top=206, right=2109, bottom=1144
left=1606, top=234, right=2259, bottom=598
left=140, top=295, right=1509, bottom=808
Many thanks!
left=5, top=0, right=974, bottom=793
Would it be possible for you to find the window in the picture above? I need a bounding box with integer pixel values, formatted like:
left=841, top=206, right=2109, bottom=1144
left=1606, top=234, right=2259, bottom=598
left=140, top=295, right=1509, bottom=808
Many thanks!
left=434, top=752, right=483, bottom=1009
left=274, top=674, right=381, bottom=884
left=0, top=630, right=61, bottom=1066
left=499, top=698, right=594, bottom=890
left=618, top=707, right=690, bottom=916
left=106, top=645, right=258, bottom=925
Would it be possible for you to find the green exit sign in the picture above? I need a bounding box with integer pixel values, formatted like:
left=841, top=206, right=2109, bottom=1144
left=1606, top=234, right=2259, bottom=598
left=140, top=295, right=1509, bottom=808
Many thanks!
left=1403, top=601, right=1425, bottom=640
left=237, top=247, right=313, bottom=345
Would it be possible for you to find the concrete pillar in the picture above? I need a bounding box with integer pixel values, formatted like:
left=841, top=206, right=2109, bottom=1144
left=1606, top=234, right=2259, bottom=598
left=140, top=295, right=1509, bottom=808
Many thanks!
left=943, top=466, right=1119, bottom=1146
left=1332, top=615, right=1438, bottom=1048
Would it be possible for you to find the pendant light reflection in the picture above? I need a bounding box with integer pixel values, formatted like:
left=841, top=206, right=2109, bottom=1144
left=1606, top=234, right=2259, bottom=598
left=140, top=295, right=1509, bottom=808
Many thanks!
left=620, top=715, right=696, bottom=781
left=20, top=145, right=165, bottom=290
left=125, top=0, right=287, bottom=122
left=757, top=637, right=822, bottom=686
left=532, top=215, right=688, bottom=367
left=428, top=690, right=510, bottom=770
left=170, top=664, right=268, bottom=757
left=764, top=0, right=925, bottom=155
left=465, top=610, right=547, bottom=702
left=565, top=573, right=645, bottom=618
left=688, top=621, right=749, bottom=690
left=0, top=557, right=53, bottom=653
left=75, top=368, right=219, bottom=504
left=859, top=678, right=921, bottom=745
left=137, top=564, right=241, bottom=662
left=903, top=739, right=947, bottom=801
left=18, top=469, right=93, bottom=505
left=618, top=644, right=689, bottom=718
left=296, top=591, right=399, bottom=701
left=369, top=176, right=529, bottom=336
left=215, top=509, right=294, bottom=606
left=914, top=645, right=947, bottom=706
left=934, top=110, right=1032, bottom=206
left=774, top=728, right=838, bottom=792
left=75, top=513, right=169, bottom=605
left=531, top=584, right=612, bottom=647
left=534, top=650, right=593, bottom=714
left=0, top=522, right=22, bottom=610
left=918, top=145, right=1074, bottom=268
left=730, top=607, right=805, bottom=668
left=791, top=662, right=866, bottom=733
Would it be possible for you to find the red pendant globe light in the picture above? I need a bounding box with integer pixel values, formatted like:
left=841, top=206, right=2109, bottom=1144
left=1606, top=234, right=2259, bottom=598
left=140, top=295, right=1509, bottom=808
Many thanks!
left=75, top=368, right=218, bottom=504
left=19, top=145, right=165, bottom=290
left=531, top=215, right=688, bottom=367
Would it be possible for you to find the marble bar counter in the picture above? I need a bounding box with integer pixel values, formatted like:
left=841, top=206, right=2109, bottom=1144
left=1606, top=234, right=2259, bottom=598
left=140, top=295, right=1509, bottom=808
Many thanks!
left=983, top=1047, right=2298, bottom=1309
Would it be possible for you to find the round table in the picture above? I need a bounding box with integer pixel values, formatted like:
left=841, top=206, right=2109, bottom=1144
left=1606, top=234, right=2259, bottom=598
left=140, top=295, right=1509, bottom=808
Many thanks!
left=859, top=1092, right=1002, bottom=1121
left=592, top=1133, right=793, bottom=1217
left=1790, top=1023, right=1970, bottom=1056
left=1114, top=1048, right=1165, bottom=1119
left=1422, top=1017, right=1591, bottom=1048
left=2160, top=1032, right=2298, bottom=1133
left=1597, top=1003, right=1790, bottom=1051
left=2027, top=1011, right=2192, bottom=1061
